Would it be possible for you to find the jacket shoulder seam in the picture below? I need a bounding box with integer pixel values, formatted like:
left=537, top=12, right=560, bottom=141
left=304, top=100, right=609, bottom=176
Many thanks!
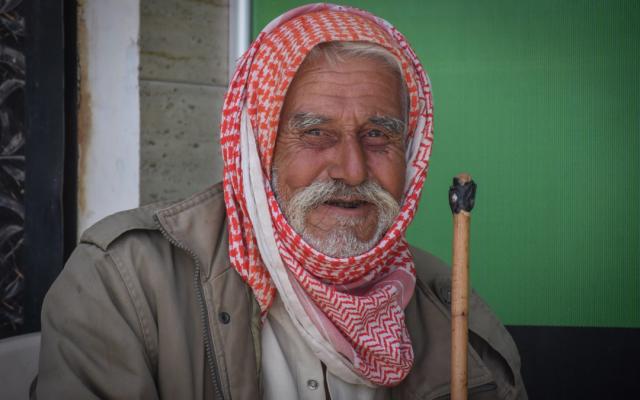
left=156, top=185, right=224, bottom=220
left=78, top=184, right=223, bottom=251
left=79, top=205, right=163, bottom=251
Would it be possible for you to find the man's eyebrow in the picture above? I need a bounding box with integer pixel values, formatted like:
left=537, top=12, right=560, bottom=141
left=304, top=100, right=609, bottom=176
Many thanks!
left=288, top=112, right=330, bottom=130
left=369, top=115, right=406, bottom=136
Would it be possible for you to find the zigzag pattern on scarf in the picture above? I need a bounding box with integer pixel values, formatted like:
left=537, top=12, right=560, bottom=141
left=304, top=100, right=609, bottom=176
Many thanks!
left=282, top=246, right=415, bottom=385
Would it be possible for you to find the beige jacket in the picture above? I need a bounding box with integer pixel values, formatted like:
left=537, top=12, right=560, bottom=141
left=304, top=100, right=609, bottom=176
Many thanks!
left=36, top=184, right=527, bottom=400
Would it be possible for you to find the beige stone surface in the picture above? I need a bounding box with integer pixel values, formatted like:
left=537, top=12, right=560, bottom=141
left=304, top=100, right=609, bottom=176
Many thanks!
left=140, top=0, right=229, bottom=86
left=140, top=80, right=225, bottom=204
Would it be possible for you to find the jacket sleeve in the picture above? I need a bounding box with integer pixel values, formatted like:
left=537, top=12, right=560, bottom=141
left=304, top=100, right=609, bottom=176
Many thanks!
left=468, top=290, right=528, bottom=400
left=36, top=242, right=159, bottom=400
left=410, top=247, right=528, bottom=400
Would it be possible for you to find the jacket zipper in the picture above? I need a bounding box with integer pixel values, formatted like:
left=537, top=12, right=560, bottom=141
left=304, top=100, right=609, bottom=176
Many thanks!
left=432, top=382, right=497, bottom=400
left=155, top=216, right=226, bottom=400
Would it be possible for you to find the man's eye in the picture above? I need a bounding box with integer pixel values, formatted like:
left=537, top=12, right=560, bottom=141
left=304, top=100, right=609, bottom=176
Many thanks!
left=298, top=128, right=335, bottom=148
left=304, top=129, right=322, bottom=137
left=362, top=129, right=395, bottom=151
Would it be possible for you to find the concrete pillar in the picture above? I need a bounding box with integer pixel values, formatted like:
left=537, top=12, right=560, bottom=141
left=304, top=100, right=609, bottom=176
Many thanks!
left=139, top=0, right=229, bottom=204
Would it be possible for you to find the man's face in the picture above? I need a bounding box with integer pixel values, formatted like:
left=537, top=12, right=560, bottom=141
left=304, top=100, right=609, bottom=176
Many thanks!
left=272, top=53, right=406, bottom=257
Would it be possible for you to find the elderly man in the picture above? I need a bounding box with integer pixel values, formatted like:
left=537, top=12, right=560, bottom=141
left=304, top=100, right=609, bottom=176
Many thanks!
left=36, top=4, right=526, bottom=399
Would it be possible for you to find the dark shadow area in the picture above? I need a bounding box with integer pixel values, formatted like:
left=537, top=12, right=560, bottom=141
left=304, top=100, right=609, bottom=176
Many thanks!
left=507, top=325, right=640, bottom=399
left=0, top=0, right=76, bottom=339
left=0, top=0, right=26, bottom=338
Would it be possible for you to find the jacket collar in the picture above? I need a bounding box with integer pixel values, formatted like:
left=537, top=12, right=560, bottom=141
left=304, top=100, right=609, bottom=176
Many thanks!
left=154, top=183, right=230, bottom=280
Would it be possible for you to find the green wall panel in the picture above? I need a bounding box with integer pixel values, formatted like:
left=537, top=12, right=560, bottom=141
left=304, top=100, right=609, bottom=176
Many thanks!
left=253, top=1, right=640, bottom=328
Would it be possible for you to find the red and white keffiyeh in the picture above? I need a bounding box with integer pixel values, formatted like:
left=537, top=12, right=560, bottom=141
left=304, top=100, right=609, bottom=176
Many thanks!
left=221, top=3, right=434, bottom=387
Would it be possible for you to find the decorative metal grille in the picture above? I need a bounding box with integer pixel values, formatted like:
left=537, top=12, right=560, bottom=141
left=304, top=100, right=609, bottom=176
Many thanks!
left=0, top=0, right=25, bottom=337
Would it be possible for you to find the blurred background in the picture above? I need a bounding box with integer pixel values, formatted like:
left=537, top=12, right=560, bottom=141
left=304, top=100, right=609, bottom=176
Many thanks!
left=0, top=0, right=638, bottom=398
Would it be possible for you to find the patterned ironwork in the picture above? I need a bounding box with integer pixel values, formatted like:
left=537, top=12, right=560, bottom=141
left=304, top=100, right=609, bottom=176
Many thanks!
left=0, top=0, right=24, bottom=337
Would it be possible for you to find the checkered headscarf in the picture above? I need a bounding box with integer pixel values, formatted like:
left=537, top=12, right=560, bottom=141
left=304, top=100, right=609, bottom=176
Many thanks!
left=221, top=3, right=433, bottom=386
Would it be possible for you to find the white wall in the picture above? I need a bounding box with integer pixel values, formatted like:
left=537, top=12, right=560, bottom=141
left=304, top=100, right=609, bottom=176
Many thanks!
left=77, top=0, right=141, bottom=235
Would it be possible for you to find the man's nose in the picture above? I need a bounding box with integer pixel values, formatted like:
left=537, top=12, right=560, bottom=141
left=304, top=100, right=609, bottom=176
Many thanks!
left=328, top=137, right=368, bottom=186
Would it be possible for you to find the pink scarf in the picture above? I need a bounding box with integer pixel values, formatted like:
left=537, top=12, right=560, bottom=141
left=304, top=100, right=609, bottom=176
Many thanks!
left=221, top=3, right=434, bottom=386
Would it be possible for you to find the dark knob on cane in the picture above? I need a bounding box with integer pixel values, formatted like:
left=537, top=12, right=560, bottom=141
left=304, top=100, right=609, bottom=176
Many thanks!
left=449, top=174, right=477, bottom=214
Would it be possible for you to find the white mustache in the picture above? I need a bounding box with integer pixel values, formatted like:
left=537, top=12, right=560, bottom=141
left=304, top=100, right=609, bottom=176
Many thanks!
left=276, top=176, right=398, bottom=236
left=285, top=179, right=400, bottom=231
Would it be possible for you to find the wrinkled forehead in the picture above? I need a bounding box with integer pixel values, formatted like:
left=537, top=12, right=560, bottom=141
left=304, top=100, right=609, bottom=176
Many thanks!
left=244, top=10, right=420, bottom=176
left=292, top=41, right=407, bottom=97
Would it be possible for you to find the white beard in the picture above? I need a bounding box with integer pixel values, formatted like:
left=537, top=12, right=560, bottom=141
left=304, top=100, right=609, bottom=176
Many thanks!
left=272, top=171, right=400, bottom=258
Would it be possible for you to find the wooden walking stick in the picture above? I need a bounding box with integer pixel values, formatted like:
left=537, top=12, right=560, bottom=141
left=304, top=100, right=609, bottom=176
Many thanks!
left=449, top=173, right=477, bottom=400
